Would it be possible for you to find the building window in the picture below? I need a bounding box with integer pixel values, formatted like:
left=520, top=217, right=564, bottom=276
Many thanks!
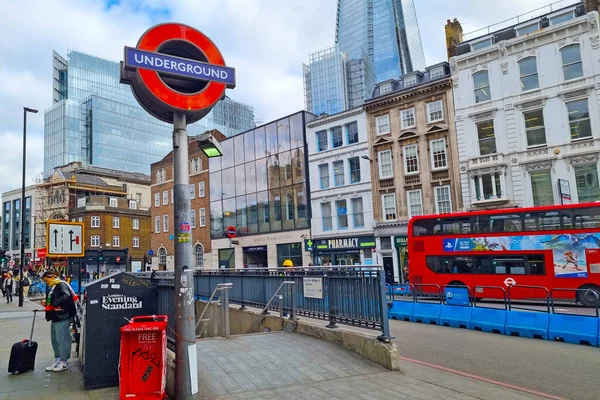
left=163, top=215, right=169, bottom=232
left=133, top=219, right=139, bottom=230
left=199, top=182, right=205, bottom=197
left=319, top=164, right=329, bottom=189
left=347, top=122, right=358, bottom=144
left=200, top=208, right=206, bottom=227
left=524, top=109, right=546, bottom=147
left=162, top=191, right=168, bottom=205
left=382, top=193, right=397, bottom=221
left=427, top=100, right=444, bottom=123
left=474, top=173, right=502, bottom=200
left=471, top=38, right=492, bottom=51
left=316, top=130, right=328, bottom=151
left=380, top=82, right=392, bottom=95
left=429, top=66, right=445, bottom=80
left=473, top=71, right=490, bottom=103
left=403, top=145, right=419, bottom=174
left=332, top=126, right=343, bottom=148
left=191, top=209, right=197, bottom=228
left=378, top=150, right=393, bottom=179
left=517, top=22, right=539, bottom=36
left=112, top=236, right=120, bottom=247
left=434, top=186, right=452, bottom=214
left=401, top=108, right=416, bottom=129
left=112, top=217, right=120, bottom=228
left=336, top=200, right=348, bottom=229
left=407, top=190, right=423, bottom=218
left=430, top=139, right=448, bottom=170
left=404, top=74, right=417, bottom=87
left=90, top=235, right=100, bottom=247
left=133, top=237, right=139, bottom=248
left=333, top=160, right=345, bottom=186
left=575, top=164, right=600, bottom=203
left=78, top=217, right=83, bottom=222
left=129, top=200, right=137, bottom=210
left=91, top=216, right=100, bottom=228
left=109, top=198, right=117, bottom=207
left=190, top=184, right=195, bottom=199
left=135, top=192, right=142, bottom=203
left=321, top=202, right=332, bottom=231
left=476, top=120, right=497, bottom=155
left=550, top=11, right=574, bottom=25
left=530, top=170, right=554, bottom=206
left=156, top=168, right=165, bottom=183
left=190, top=157, right=201, bottom=173
left=154, top=216, right=160, bottom=233
left=77, top=197, right=86, bottom=207
left=561, top=44, right=583, bottom=81
left=376, top=114, right=390, bottom=135
left=567, top=99, right=592, bottom=140
left=348, top=157, right=361, bottom=183
left=171, top=189, right=174, bottom=204
left=519, top=57, right=539, bottom=91
left=194, top=244, right=204, bottom=268
left=351, top=198, right=364, bottom=228
left=159, top=247, right=167, bottom=266
left=154, top=192, right=159, bottom=207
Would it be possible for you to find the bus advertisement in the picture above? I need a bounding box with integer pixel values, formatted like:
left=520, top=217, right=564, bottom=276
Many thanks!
left=407, top=203, right=600, bottom=306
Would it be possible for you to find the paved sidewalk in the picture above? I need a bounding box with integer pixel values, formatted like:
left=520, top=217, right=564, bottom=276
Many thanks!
left=1, top=299, right=555, bottom=400
left=0, top=299, right=118, bottom=400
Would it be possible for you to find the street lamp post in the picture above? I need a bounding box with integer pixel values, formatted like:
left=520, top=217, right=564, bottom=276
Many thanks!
left=19, top=106, right=38, bottom=307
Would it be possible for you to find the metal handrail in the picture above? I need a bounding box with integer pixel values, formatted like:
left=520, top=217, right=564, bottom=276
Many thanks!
left=195, top=283, right=233, bottom=338
left=246, top=281, right=295, bottom=334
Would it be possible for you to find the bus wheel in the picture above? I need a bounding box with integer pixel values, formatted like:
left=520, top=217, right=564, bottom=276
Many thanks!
left=577, top=285, right=600, bottom=307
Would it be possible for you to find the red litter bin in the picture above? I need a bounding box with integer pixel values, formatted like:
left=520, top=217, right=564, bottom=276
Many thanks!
left=120, top=315, right=168, bottom=399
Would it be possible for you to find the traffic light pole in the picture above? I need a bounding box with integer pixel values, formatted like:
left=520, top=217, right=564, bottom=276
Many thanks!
left=172, top=112, right=198, bottom=400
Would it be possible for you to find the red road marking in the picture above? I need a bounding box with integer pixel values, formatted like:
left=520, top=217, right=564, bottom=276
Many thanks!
left=399, top=356, right=566, bottom=400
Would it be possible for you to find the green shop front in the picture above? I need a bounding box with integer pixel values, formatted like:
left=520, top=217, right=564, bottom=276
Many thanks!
left=304, top=236, right=376, bottom=266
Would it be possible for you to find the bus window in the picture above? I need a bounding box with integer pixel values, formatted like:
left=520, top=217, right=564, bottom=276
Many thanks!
left=441, top=218, right=471, bottom=235
left=426, top=255, right=545, bottom=275
left=489, top=214, right=522, bottom=232
left=523, top=213, right=541, bottom=231
left=412, top=219, right=437, bottom=236
left=539, top=211, right=560, bottom=231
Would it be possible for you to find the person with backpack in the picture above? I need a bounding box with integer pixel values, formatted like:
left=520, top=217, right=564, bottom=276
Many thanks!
left=40, top=269, right=76, bottom=372
left=20, top=270, right=31, bottom=298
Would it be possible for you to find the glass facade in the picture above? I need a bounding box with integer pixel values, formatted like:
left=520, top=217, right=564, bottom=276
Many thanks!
left=303, top=47, right=349, bottom=115
left=44, top=50, right=255, bottom=176
left=210, top=111, right=315, bottom=239
left=336, top=0, right=426, bottom=82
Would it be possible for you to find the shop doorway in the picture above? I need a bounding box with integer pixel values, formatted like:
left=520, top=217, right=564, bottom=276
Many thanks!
left=383, top=256, right=394, bottom=284
left=218, top=248, right=235, bottom=269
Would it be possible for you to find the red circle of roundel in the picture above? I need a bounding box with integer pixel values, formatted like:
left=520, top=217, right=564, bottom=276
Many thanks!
left=226, top=226, right=237, bottom=239
left=136, top=23, right=226, bottom=112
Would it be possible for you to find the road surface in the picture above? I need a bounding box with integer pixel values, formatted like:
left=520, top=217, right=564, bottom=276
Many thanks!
left=391, top=320, right=600, bottom=400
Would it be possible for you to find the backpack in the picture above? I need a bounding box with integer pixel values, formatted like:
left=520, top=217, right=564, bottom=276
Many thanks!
left=22, top=277, right=30, bottom=286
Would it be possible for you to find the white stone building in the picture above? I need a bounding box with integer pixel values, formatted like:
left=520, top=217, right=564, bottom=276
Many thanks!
left=450, top=5, right=600, bottom=209
left=306, top=108, right=376, bottom=266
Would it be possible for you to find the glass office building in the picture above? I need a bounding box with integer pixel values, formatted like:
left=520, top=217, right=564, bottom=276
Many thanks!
left=304, top=0, right=425, bottom=115
left=336, top=0, right=426, bottom=81
left=44, top=50, right=255, bottom=176
left=209, top=111, right=316, bottom=269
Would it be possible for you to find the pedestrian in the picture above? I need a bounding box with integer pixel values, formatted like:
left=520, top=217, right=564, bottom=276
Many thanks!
left=21, top=270, right=31, bottom=298
left=0, top=270, right=6, bottom=298
left=3, top=271, right=14, bottom=303
left=40, top=269, right=76, bottom=372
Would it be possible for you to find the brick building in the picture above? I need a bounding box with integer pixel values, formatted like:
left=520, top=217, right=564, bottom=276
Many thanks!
left=70, top=195, right=151, bottom=274
left=150, top=130, right=226, bottom=270
left=364, top=61, right=462, bottom=282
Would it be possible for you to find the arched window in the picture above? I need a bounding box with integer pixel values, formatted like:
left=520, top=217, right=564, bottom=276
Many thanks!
left=194, top=244, right=204, bottom=268
left=158, top=247, right=167, bottom=266
left=560, top=44, right=583, bottom=81
left=518, top=57, right=538, bottom=91
left=472, top=71, right=490, bottom=103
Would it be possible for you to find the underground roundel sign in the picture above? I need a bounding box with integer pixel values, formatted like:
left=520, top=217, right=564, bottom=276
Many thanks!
left=226, top=226, right=237, bottom=239
left=120, top=23, right=236, bottom=124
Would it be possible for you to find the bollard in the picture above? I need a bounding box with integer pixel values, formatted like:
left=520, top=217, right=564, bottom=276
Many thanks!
left=290, top=282, right=297, bottom=322
left=278, top=295, right=284, bottom=325
left=221, top=286, right=230, bottom=339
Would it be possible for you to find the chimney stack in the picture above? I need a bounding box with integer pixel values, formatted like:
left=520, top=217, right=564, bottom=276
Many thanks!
left=445, top=18, right=463, bottom=60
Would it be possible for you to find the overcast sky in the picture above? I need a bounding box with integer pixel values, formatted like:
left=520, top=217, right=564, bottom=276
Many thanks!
left=0, top=0, right=579, bottom=193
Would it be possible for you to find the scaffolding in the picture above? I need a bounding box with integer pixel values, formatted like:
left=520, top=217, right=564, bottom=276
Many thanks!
left=34, top=164, right=130, bottom=271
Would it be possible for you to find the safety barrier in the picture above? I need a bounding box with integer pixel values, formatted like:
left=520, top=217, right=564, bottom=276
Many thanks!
left=387, top=284, right=600, bottom=347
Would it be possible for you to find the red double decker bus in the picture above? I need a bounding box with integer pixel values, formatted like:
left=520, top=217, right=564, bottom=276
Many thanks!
left=407, top=203, right=600, bottom=306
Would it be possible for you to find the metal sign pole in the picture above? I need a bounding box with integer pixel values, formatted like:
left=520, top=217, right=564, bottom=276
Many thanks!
left=173, top=112, right=197, bottom=400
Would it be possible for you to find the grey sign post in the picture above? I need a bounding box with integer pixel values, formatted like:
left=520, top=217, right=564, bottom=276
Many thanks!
left=121, top=22, right=235, bottom=400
